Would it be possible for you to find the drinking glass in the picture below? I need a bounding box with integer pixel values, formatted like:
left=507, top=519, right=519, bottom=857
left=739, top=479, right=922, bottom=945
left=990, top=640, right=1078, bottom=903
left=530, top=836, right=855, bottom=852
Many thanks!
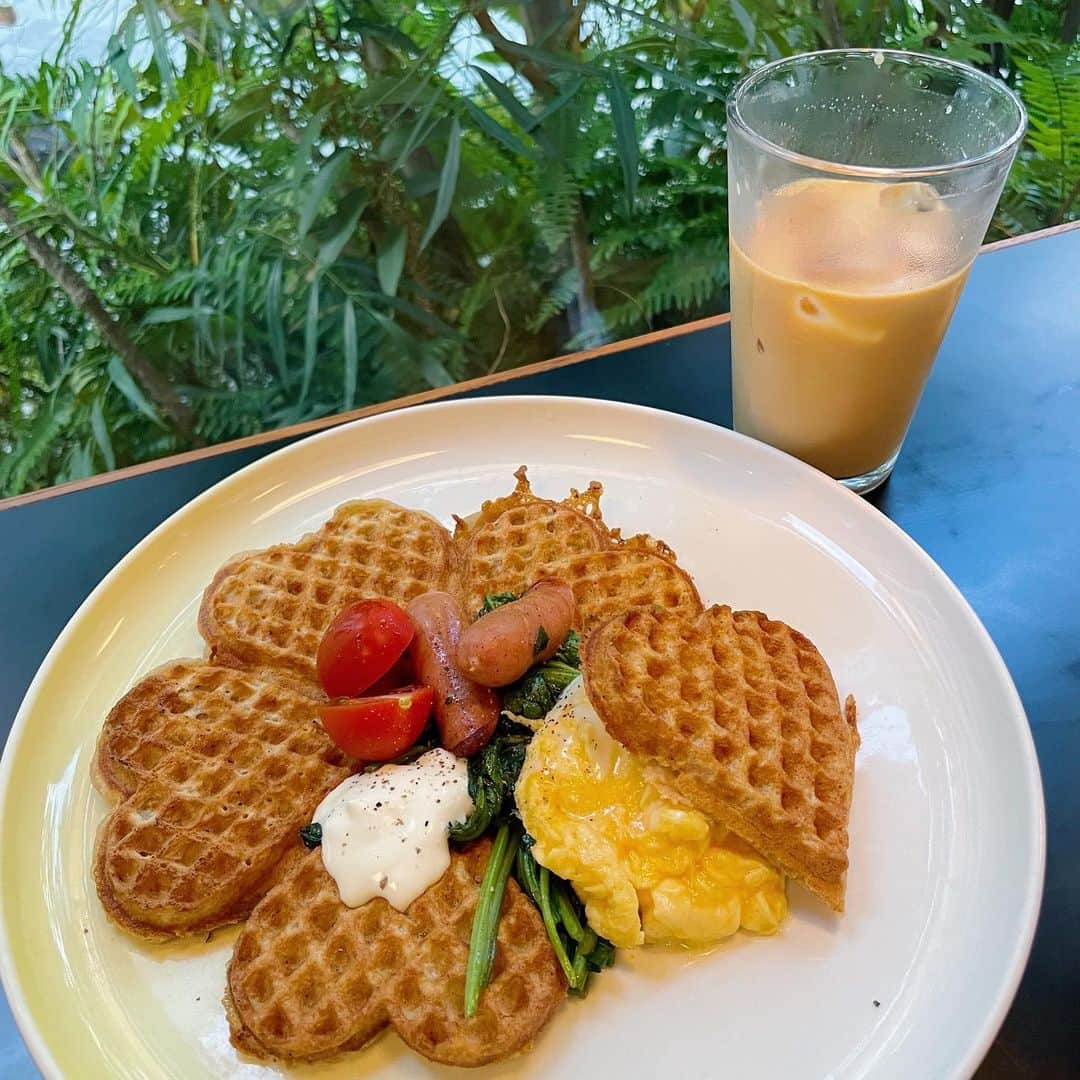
left=726, top=50, right=1026, bottom=493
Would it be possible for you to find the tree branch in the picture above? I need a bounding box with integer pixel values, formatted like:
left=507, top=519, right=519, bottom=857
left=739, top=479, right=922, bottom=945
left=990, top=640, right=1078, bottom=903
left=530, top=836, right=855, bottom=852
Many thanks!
left=565, top=1, right=587, bottom=55
left=0, top=200, right=195, bottom=437
left=1063, top=0, right=1080, bottom=43
left=815, top=0, right=849, bottom=48
left=472, top=7, right=556, bottom=93
left=985, top=0, right=1017, bottom=72
left=989, top=0, right=1017, bottom=22
left=567, top=205, right=601, bottom=344
left=160, top=1, right=207, bottom=56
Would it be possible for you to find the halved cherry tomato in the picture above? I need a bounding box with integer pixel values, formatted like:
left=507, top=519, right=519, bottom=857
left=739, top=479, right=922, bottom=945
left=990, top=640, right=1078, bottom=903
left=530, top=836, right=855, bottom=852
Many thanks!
left=366, top=652, right=416, bottom=696
left=317, top=599, right=414, bottom=698
left=318, top=685, right=434, bottom=761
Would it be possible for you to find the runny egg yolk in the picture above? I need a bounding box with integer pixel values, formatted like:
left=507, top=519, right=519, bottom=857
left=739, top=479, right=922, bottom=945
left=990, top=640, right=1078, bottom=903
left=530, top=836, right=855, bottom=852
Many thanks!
left=515, top=678, right=787, bottom=949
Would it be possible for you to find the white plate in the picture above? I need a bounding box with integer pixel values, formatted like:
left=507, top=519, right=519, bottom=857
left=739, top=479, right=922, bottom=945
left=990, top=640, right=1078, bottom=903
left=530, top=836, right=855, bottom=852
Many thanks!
left=0, top=396, right=1044, bottom=1079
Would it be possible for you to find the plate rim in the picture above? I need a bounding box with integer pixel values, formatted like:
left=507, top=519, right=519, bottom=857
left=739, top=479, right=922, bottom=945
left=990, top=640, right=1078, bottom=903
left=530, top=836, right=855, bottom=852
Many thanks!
left=0, top=394, right=1046, bottom=1079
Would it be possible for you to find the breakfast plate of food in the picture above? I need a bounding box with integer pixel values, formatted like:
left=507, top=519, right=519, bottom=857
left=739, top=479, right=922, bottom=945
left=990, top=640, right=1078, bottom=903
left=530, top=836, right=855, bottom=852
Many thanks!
left=0, top=396, right=1044, bottom=1078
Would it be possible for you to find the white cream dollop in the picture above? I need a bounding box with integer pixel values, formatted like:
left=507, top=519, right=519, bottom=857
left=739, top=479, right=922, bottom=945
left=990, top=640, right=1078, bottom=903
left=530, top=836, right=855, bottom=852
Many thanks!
left=312, top=748, right=473, bottom=911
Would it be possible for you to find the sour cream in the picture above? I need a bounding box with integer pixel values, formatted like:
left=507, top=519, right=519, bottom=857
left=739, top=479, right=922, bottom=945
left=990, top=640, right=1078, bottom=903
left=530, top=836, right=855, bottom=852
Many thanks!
left=312, top=748, right=473, bottom=911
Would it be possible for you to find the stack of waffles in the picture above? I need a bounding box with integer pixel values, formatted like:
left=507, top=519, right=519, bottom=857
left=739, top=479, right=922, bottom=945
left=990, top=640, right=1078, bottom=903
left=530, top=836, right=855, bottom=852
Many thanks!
left=93, top=469, right=731, bottom=1065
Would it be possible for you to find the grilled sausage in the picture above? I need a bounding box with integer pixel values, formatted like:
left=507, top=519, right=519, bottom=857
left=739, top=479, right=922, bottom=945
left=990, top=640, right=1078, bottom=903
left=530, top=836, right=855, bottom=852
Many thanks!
left=456, top=578, right=576, bottom=688
left=407, top=591, right=500, bottom=757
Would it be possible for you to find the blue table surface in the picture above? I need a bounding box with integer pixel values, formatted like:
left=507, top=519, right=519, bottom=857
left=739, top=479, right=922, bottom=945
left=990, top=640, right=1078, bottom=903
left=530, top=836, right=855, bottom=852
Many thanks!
left=1, top=227, right=1077, bottom=1077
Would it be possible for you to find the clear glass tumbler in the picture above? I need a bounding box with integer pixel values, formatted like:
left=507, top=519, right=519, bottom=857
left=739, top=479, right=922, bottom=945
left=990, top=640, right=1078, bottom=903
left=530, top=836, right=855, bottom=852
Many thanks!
left=727, top=50, right=1025, bottom=493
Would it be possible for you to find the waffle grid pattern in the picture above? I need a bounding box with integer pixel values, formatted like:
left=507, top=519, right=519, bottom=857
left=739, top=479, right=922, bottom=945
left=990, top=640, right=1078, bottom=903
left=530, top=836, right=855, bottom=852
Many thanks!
left=94, top=662, right=353, bottom=938
left=458, top=500, right=605, bottom=616
left=548, top=548, right=703, bottom=633
left=93, top=475, right=717, bottom=943
left=456, top=473, right=702, bottom=631
left=585, top=604, right=858, bottom=910
left=94, top=660, right=322, bottom=799
left=200, top=501, right=453, bottom=683
left=227, top=843, right=565, bottom=1066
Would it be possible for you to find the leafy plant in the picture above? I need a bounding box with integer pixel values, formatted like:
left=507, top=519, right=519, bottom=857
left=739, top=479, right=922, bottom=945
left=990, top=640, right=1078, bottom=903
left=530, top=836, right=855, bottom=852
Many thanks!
left=998, top=51, right=1080, bottom=233
left=0, top=1, right=1075, bottom=496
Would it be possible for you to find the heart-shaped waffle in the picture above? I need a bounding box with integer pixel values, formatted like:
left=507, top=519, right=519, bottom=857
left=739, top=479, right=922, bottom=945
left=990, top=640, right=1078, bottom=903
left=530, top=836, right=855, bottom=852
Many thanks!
left=546, top=547, right=702, bottom=634
left=454, top=468, right=702, bottom=630
left=584, top=605, right=858, bottom=910
left=226, top=840, right=565, bottom=1066
left=452, top=466, right=608, bottom=612
left=93, top=661, right=353, bottom=939
left=93, top=659, right=325, bottom=799
left=199, top=500, right=453, bottom=685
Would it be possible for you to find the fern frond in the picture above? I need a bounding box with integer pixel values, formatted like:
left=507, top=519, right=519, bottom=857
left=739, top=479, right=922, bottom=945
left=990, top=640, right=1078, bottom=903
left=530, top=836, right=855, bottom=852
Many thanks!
left=527, top=267, right=580, bottom=332
left=190, top=385, right=276, bottom=441
left=601, top=241, right=728, bottom=331
left=535, top=169, right=580, bottom=254
left=0, top=395, right=76, bottom=496
left=127, top=59, right=217, bottom=187
left=1014, top=51, right=1080, bottom=219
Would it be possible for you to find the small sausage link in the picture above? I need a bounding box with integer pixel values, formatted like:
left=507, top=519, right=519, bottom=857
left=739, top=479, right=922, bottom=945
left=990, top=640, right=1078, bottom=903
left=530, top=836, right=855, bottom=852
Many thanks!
left=406, top=591, right=500, bottom=757
left=456, top=578, right=576, bottom=688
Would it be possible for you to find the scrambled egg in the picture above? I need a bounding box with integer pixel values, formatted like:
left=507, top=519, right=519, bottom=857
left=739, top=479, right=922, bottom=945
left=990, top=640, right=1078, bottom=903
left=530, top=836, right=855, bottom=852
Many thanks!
left=515, top=678, right=787, bottom=948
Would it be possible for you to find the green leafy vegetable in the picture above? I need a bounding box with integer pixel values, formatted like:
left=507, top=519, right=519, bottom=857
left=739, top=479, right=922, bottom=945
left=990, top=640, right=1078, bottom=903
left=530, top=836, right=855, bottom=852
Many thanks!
left=554, top=629, right=581, bottom=668
left=448, top=720, right=531, bottom=841
left=476, top=591, right=518, bottom=619
left=514, top=839, right=614, bottom=994
left=448, top=629, right=613, bottom=1001
left=533, top=625, right=549, bottom=655
left=585, top=938, right=616, bottom=972
left=502, top=634, right=581, bottom=719
left=298, top=823, right=322, bottom=849
left=464, top=821, right=520, bottom=1017
left=554, top=886, right=586, bottom=941
left=542, top=659, right=580, bottom=694
left=502, top=670, right=555, bottom=720
left=537, top=858, right=578, bottom=987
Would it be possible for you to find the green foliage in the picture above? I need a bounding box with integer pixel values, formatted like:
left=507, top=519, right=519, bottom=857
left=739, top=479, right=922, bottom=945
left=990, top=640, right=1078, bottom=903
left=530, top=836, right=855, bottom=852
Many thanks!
left=0, top=0, right=1076, bottom=496
left=998, top=51, right=1080, bottom=233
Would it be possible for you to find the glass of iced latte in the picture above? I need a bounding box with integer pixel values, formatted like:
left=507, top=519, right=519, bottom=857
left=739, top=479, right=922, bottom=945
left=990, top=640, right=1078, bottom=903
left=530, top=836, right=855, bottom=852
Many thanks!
left=727, top=50, right=1025, bottom=493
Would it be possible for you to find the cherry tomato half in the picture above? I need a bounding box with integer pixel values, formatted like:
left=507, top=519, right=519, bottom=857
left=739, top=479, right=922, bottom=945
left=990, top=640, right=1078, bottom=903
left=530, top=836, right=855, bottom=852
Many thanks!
left=366, top=652, right=416, bottom=696
left=317, top=599, right=414, bottom=698
left=318, top=685, right=434, bottom=761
